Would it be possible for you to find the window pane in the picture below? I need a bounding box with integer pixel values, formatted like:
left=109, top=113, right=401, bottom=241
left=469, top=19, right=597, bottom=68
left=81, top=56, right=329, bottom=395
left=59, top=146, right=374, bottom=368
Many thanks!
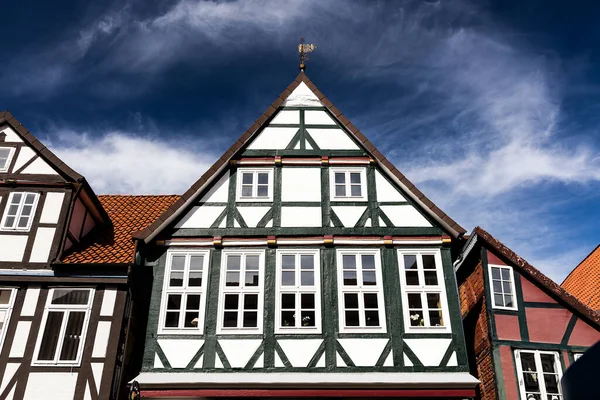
left=184, top=312, right=199, bottom=328
left=244, top=294, right=258, bottom=310
left=242, top=173, right=253, bottom=184
left=343, top=270, right=357, bottom=286
left=0, top=310, right=6, bottom=332
left=3, top=216, right=14, bottom=227
left=504, top=295, right=513, bottom=308
left=301, top=311, right=315, bottom=327
left=37, top=311, right=64, bottom=360
left=540, top=354, right=556, bottom=373
left=245, top=271, right=259, bottom=286
left=491, top=267, right=501, bottom=280
left=281, top=271, right=295, bottom=286
left=345, top=311, right=360, bottom=326
left=365, top=310, right=379, bottom=326
left=7, top=205, right=18, bottom=215
left=227, top=255, right=241, bottom=270
left=25, top=194, right=36, bottom=204
left=494, top=294, right=504, bottom=306
left=301, top=293, right=315, bottom=309
left=342, top=255, right=356, bottom=269
left=502, top=281, right=512, bottom=294
left=350, top=185, right=361, bottom=197
left=344, top=293, right=359, bottom=309
left=21, top=205, right=33, bottom=216
left=426, top=293, right=441, bottom=309
left=171, top=255, right=185, bottom=270
left=281, top=311, right=295, bottom=327
left=226, top=271, right=240, bottom=286
left=301, top=271, right=314, bottom=286
left=404, top=255, right=418, bottom=270
left=523, top=372, right=540, bottom=392
left=409, top=311, right=423, bottom=327
left=422, top=255, right=436, bottom=269
left=246, top=255, right=260, bottom=270
left=165, top=312, right=179, bottom=328
left=51, top=289, right=90, bottom=305
left=241, top=186, right=253, bottom=197
left=405, top=271, right=419, bottom=285
left=186, top=294, right=201, bottom=310
left=520, top=352, right=537, bottom=371
left=362, top=271, right=376, bottom=285
left=17, top=216, right=29, bottom=228
left=11, top=194, right=22, bottom=204
left=257, top=185, right=268, bottom=197
left=361, top=255, right=375, bottom=269
left=300, top=255, right=314, bottom=269
left=363, top=293, right=378, bottom=309
left=429, top=310, right=444, bottom=326
left=544, top=374, right=560, bottom=394
left=335, top=185, right=346, bottom=196
left=281, top=293, right=295, bottom=309
left=224, top=294, right=238, bottom=310
left=223, top=312, right=237, bottom=327
left=334, top=173, right=345, bottom=184
left=190, top=256, right=203, bottom=270
left=59, top=311, right=85, bottom=361
left=350, top=173, right=361, bottom=183
left=188, top=271, right=202, bottom=287
left=424, top=271, right=438, bottom=285
left=501, top=269, right=510, bottom=280
left=282, top=255, right=295, bottom=270
left=0, top=290, right=12, bottom=305
left=167, top=294, right=181, bottom=310
left=493, top=280, right=502, bottom=293
left=257, top=173, right=269, bottom=185
left=170, top=271, right=184, bottom=287
left=243, top=311, right=257, bottom=327
left=407, top=293, right=422, bottom=309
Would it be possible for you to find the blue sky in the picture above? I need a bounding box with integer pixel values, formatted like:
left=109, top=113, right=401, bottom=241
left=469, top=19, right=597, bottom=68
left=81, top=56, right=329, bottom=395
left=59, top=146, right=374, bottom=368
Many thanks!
left=1, top=0, right=599, bottom=282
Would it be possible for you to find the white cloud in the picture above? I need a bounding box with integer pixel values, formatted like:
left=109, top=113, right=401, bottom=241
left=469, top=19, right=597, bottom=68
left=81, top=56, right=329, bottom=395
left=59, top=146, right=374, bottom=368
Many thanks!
left=48, top=130, right=217, bottom=194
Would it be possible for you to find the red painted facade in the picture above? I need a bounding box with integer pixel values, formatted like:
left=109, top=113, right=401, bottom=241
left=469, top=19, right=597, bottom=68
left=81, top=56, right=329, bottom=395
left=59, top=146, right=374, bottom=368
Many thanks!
left=520, top=278, right=557, bottom=303
left=499, top=346, right=519, bottom=400
left=525, top=308, right=572, bottom=343
left=568, top=319, right=600, bottom=347
left=494, top=314, right=520, bottom=341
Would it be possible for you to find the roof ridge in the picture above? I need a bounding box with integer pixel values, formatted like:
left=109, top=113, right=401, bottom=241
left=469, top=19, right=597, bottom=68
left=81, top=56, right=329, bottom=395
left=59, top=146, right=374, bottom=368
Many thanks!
left=561, top=243, right=600, bottom=286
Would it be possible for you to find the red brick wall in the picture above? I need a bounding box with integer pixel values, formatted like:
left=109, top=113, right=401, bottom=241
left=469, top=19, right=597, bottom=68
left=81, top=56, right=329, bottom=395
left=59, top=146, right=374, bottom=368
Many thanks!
left=459, top=260, right=497, bottom=400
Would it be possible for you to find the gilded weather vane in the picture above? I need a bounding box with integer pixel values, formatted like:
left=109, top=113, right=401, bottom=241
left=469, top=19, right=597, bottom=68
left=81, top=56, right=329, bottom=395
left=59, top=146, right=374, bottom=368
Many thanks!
left=298, top=37, right=317, bottom=71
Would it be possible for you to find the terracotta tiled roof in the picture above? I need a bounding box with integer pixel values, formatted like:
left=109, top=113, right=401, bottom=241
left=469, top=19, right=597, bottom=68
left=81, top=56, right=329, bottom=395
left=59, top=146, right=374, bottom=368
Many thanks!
left=562, top=245, right=600, bottom=311
left=61, top=195, right=180, bottom=264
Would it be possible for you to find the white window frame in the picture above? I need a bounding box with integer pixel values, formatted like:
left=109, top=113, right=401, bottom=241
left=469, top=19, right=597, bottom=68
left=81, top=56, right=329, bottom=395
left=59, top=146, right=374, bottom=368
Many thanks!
left=275, top=249, right=321, bottom=334
left=217, top=249, right=265, bottom=334
left=488, top=264, right=518, bottom=311
left=573, top=353, right=583, bottom=361
left=0, top=288, right=17, bottom=354
left=329, top=167, right=367, bottom=201
left=158, top=249, right=211, bottom=335
left=0, top=192, right=39, bottom=232
left=398, top=249, right=451, bottom=332
left=33, top=288, right=94, bottom=366
left=236, top=168, right=274, bottom=202
left=336, top=249, right=386, bottom=333
left=514, top=349, right=563, bottom=400
left=0, top=147, right=15, bottom=173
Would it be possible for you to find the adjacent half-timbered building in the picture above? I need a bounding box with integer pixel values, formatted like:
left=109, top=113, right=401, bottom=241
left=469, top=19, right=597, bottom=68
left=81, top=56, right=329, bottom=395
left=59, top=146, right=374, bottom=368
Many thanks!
left=129, top=72, right=479, bottom=398
left=0, top=111, right=176, bottom=400
left=456, top=227, right=600, bottom=400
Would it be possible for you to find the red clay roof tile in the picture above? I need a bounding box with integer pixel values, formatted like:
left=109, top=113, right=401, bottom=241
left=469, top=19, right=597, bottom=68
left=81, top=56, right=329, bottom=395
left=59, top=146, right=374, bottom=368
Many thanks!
left=562, top=245, right=600, bottom=310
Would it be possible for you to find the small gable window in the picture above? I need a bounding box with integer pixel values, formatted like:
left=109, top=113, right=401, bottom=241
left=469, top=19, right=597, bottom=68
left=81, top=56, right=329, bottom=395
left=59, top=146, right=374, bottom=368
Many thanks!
left=330, top=168, right=367, bottom=201
left=0, top=147, right=15, bottom=172
left=514, top=350, right=562, bottom=400
left=0, top=289, right=17, bottom=354
left=159, top=250, right=210, bottom=334
left=34, top=288, right=94, bottom=366
left=1, top=192, right=39, bottom=232
left=236, top=168, right=273, bottom=202
left=488, top=264, right=517, bottom=310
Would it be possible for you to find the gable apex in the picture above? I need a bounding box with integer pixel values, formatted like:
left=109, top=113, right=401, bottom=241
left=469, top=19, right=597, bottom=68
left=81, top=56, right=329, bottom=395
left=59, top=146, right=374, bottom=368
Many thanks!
left=283, top=82, right=322, bottom=107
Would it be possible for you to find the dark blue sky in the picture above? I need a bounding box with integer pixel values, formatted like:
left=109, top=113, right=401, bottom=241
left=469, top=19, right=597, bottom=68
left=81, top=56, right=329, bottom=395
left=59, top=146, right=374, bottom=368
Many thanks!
left=1, top=0, right=599, bottom=281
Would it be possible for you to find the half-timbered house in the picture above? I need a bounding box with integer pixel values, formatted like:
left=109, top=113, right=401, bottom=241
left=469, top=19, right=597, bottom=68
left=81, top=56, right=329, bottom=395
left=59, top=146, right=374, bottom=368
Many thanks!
left=0, top=111, right=176, bottom=400
left=128, top=72, right=479, bottom=398
left=455, top=227, right=600, bottom=400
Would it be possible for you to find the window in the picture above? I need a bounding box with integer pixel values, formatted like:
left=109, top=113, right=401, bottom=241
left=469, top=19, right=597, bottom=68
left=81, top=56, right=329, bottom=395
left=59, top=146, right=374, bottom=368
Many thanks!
left=337, top=250, right=386, bottom=333
left=159, top=250, right=210, bottom=334
left=276, top=250, right=321, bottom=333
left=488, top=264, right=517, bottom=310
left=34, top=288, right=94, bottom=366
left=236, top=168, right=273, bottom=201
left=218, top=250, right=264, bottom=333
left=0, top=147, right=15, bottom=172
left=398, top=250, right=450, bottom=331
left=514, top=350, right=563, bottom=400
left=0, top=289, right=16, bottom=353
left=330, top=168, right=367, bottom=201
left=0, top=192, right=39, bottom=231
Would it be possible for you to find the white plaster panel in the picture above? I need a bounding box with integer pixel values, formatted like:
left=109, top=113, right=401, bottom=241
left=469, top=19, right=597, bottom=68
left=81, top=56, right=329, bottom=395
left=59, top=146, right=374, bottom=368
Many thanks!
left=247, top=127, right=298, bottom=150
left=281, top=168, right=321, bottom=202
left=1, top=127, right=22, bottom=143
left=378, top=216, right=387, bottom=227
left=383, top=351, right=393, bottom=366
left=274, top=352, right=285, bottom=367
left=100, top=289, right=117, bottom=316
left=91, top=363, right=103, bottom=392
left=154, top=354, right=164, bottom=369
left=92, top=321, right=111, bottom=358
left=234, top=219, right=241, bottom=228
left=269, top=110, right=300, bottom=125
left=215, top=354, right=224, bottom=369
left=380, top=205, right=432, bottom=227
left=254, top=353, right=264, bottom=368
left=218, top=219, right=226, bottom=228
left=447, top=351, right=458, bottom=367
left=194, top=355, right=204, bottom=369
left=331, top=206, right=366, bottom=228
left=21, top=287, right=40, bottom=317
left=281, top=207, right=321, bottom=227
left=82, top=212, right=95, bottom=237
left=237, top=207, right=271, bottom=228
left=24, top=372, right=77, bottom=400
left=336, top=353, right=347, bottom=367
left=375, top=171, right=406, bottom=202
left=305, top=140, right=313, bottom=149
left=0, top=236, right=27, bottom=262
left=10, top=321, right=31, bottom=357
left=305, top=110, right=337, bottom=125
left=264, top=220, right=273, bottom=228
left=21, top=157, right=57, bottom=175
left=175, top=206, right=225, bottom=229
left=218, top=339, right=261, bottom=368
left=29, top=227, right=56, bottom=263
left=84, top=383, right=92, bottom=400
left=278, top=339, right=322, bottom=367
left=316, top=353, right=325, bottom=367
left=307, top=128, right=360, bottom=150
left=158, top=339, right=204, bottom=368
left=337, top=339, right=388, bottom=367
left=200, top=173, right=229, bottom=203
left=11, top=147, right=34, bottom=172
left=0, top=363, right=19, bottom=393
left=403, top=338, right=452, bottom=366
left=39, top=192, right=65, bottom=224
left=69, top=199, right=86, bottom=241
left=6, top=385, right=15, bottom=400
left=404, top=354, right=413, bottom=366
left=283, top=82, right=322, bottom=107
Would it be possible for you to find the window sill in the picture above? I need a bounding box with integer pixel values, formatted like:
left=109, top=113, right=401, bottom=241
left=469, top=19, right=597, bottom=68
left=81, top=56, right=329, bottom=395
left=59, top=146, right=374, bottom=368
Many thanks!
left=405, top=326, right=451, bottom=333
left=216, top=328, right=264, bottom=335
left=235, top=197, right=273, bottom=203
left=275, top=327, right=322, bottom=335
left=32, top=360, right=83, bottom=368
left=157, top=329, right=205, bottom=336
left=339, top=326, right=387, bottom=334
left=330, top=196, right=367, bottom=202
